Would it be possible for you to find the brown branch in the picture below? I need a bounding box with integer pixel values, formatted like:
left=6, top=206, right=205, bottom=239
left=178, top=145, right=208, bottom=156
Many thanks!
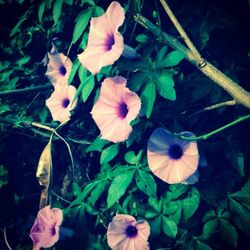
left=135, top=15, right=250, bottom=109
left=0, top=84, right=52, bottom=97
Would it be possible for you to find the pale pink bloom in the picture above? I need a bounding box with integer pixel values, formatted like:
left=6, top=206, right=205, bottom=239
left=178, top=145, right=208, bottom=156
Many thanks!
left=107, top=214, right=150, bottom=250
left=78, top=1, right=125, bottom=74
left=91, top=76, right=141, bottom=143
left=30, top=205, right=63, bottom=250
left=46, top=85, right=77, bottom=123
left=46, top=45, right=72, bottom=87
left=147, top=128, right=199, bottom=184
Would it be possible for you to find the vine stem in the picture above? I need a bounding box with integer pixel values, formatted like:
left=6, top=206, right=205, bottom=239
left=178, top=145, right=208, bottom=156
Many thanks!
left=3, top=227, right=12, bottom=250
left=177, top=114, right=250, bottom=141
left=135, top=14, right=250, bottom=109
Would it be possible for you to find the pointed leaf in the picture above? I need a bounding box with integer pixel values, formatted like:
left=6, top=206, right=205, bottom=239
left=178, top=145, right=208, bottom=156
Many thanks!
left=72, top=8, right=93, bottom=44
left=100, top=143, right=119, bottom=165
left=107, top=170, right=135, bottom=208
left=140, top=80, right=156, bottom=118
left=162, top=216, right=178, bottom=238
left=135, top=170, right=156, bottom=196
left=81, top=74, right=95, bottom=102
left=154, top=72, right=176, bottom=101
left=220, top=219, right=238, bottom=248
left=38, top=1, right=45, bottom=23
left=158, top=50, right=185, bottom=68
left=53, top=0, right=63, bottom=25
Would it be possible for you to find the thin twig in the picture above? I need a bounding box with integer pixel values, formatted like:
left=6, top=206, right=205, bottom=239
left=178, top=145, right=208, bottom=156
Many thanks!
left=186, top=99, right=237, bottom=117
left=135, top=15, right=250, bottom=109
left=0, top=84, right=52, bottom=97
left=51, top=190, right=71, bottom=204
left=3, top=227, right=12, bottom=250
left=159, top=0, right=202, bottom=62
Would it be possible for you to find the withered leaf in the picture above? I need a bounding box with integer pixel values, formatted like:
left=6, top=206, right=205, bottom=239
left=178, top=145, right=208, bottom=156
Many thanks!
left=36, top=138, right=52, bottom=209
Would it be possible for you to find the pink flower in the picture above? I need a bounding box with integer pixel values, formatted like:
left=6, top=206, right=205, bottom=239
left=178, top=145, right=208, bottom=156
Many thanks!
left=46, top=46, right=72, bottom=87
left=91, top=76, right=141, bottom=143
left=30, top=205, right=63, bottom=250
left=107, top=214, right=150, bottom=250
left=46, top=85, right=77, bottom=122
left=78, top=1, right=125, bottom=74
left=147, top=128, right=199, bottom=184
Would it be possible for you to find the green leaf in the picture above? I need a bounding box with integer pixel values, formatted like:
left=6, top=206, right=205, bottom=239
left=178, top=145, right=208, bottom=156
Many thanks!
left=100, top=144, right=119, bottom=165
left=148, top=197, right=162, bottom=213
left=155, top=46, right=168, bottom=66
left=107, top=170, right=135, bottom=208
left=140, top=80, right=156, bottom=118
left=169, top=204, right=182, bottom=224
left=38, top=1, right=45, bottom=23
left=182, top=187, right=200, bottom=220
left=200, top=218, right=218, bottom=240
left=0, top=165, right=8, bottom=189
left=73, top=74, right=92, bottom=103
left=128, top=72, right=149, bottom=92
left=86, top=137, right=109, bottom=153
left=154, top=72, right=176, bottom=101
left=68, top=59, right=80, bottom=84
left=165, top=184, right=188, bottom=201
left=219, top=219, right=238, bottom=248
left=195, top=240, right=212, bottom=250
left=202, top=210, right=217, bottom=223
left=150, top=216, right=161, bottom=236
left=163, top=201, right=179, bottom=215
left=161, top=216, right=178, bottom=238
left=145, top=209, right=159, bottom=219
left=136, top=34, right=149, bottom=43
left=81, top=74, right=95, bottom=102
left=72, top=182, right=81, bottom=197
left=53, top=0, right=63, bottom=25
left=64, top=0, right=73, bottom=5
left=16, top=56, right=30, bottom=66
left=88, top=180, right=107, bottom=205
left=158, top=50, right=185, bottom=68
left=124, top=151, right=137, bottom=165
left=78, top=65, right=88, bottom=82
left=135, top=170, right=156, bottom=197
left=72, top=8, right=93, bottom=44
left=93, top=6, right=104, bottom=16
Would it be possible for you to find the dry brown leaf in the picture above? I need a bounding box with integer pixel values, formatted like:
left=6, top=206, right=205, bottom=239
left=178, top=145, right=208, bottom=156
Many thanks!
left=36, top=137, right=52, bottom=209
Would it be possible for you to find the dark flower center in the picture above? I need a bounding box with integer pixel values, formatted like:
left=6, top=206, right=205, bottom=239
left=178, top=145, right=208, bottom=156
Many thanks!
left=118, top=102, right=128, bottom=119
left=125, top=225, right=138, bottom=238
left=62, top=98, right=70, bottom=108
left=59, top=65, right=67, bottom=76
left=106, top=34, right=115, bottom=51
left=168, top=144, right=183, bottom=160
left=51, top=226, right=56, bottom=236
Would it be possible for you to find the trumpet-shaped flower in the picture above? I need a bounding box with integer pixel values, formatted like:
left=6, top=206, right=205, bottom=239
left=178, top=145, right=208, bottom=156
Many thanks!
left=46, top=85, right=77, bottom=123
left=91, top=76, right=141, bottom=143
left=107, top=214, right=150, bottom=250
left=78, top=1, right=125, bottom=74
left=147, top=128, right=199, bottom=184
left=46, top=46, right=72, bottom=87
left=30, top=205, right=63, bottom=250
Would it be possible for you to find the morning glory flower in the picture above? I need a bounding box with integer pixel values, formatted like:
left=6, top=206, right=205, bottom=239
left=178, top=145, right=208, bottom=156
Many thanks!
left=29, top=205, right=63, bottom=250
left=107, top=214, right=150, bottom=250
left=78, top=1, right=125, bottom=74
left=147, top=128, right=199, bottom=184
left=46, top=85, right=77, bottom=123
left=91, top=76, right=141, bottom=143
left=46, top=45, right=72, bottom=87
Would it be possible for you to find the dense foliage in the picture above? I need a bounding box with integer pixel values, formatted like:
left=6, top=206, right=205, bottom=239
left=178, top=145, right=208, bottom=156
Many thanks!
left=0, top=0, right=249, bottom=249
